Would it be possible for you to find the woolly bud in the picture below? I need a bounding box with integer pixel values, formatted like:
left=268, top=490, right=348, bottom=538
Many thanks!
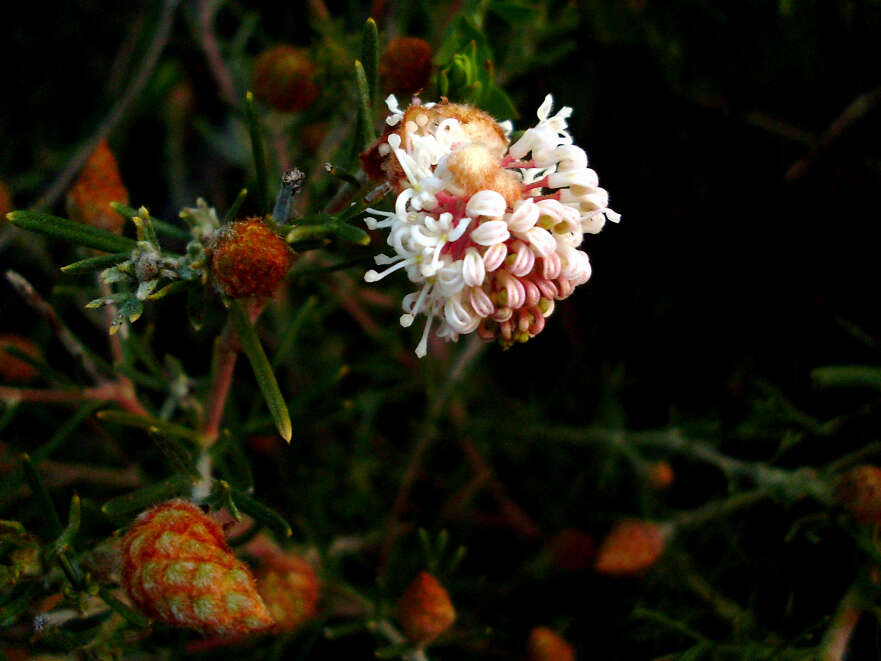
left=65, top=139, right=129, bottom=234
left=256, top=553, right=320, bottom=633
left=253, top=46, right=319, bottom=113
left=836, top=465, right=881, bottom=523
left=527, top=627, right=576, bottom=661
left=544, top=529, right=596, bottom=572
left=648, top=461, right=674, bottom=490
left=0, top=335, right=41, bottom=383
left=398, top=572, right=456, bottom=644
left=380, top=37, right=433, bottom=96
left=594, top=520, right=669, bottom=576
left=210, top=218, right=293, bottom=299
left=120, top=500, right=274, bottom=636
left=0, top=180, right=12, bottom=223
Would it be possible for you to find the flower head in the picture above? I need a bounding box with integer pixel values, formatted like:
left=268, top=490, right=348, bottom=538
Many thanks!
left=398, top=571, right=456, bottom=644
left=65, top=139, right=129, bottom=234
left=361, top=94, right=618, bottom=356
left=209, top=217, right=293, bottom=299
left=120, top=499, right=274, bottom=636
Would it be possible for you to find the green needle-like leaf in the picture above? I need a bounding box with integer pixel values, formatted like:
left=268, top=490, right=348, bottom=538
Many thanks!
left=101, top=474, right=194, bottom=517
left=20, top=454, right=63, bottom=537
left=229, top=300, right=292, bottom=442
left=61, top=252, right=130, bottom=275
left=97, top=586, right=149, bottom=627
left=223, top=188, right=249, bottom=225
left=353, top=60, right=376, bottom=151
left=111, top=202, right=189, bottom=240
left=361, top=18, right=380, bottom=105
left=96, top=410, right=203, bottom=443
left=245, top=91, right=269, bottom=215
left=8, top=211, right=137, bottom=253
left=227, top=485, right=293, bottom=538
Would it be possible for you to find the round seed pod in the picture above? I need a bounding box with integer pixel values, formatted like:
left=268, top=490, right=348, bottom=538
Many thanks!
left=527, top=626, right=576, bottom=661
left=65, top=139, right=129, bottom=234
left=253, top=46, right=319, bottom=113
left=380, top=37, right=433, bottom=96
left=398, top=571, right=456, bottom=644
left=209, top=218, right=293, bottom=299
left=594, top=519, right=669, bottom=576
left=836, top=465, right=881, bottom=523
left=256, top=553, right=320, bottom=633
left=120, top=499, right=274, bottom=636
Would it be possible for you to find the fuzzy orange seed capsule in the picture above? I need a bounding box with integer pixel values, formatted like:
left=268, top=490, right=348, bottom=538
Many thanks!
left=380, top=37, right=433, bottom=96
left=256, top=553, right=320, bottom=633
left=65, top=139, right=129, bottom=234
left=253, top=45, right=319, bottom=113
left=398, top=571, right=456, bottom=644
left=594, top=519, right=669, bottom=576
left=0, top=335, right=41, bottom=383
left=527, top=627, right=576, bottom=661
left=120, top=499, right=274, bottom=636
left=209, top=218, right=293, bottom=299
left=836, top=465, right=881, bottom=523
left=648, top=461, right=674, bottom=490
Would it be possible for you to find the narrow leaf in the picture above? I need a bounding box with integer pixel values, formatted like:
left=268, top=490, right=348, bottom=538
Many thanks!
left=812, top=365, right=881, bottom=390
left=361, top=18, right=380, bottom=105
left=8, top=211, right=137, bottom=253
left=61, top=252, right=130, bottom=275
left=98, top=586, right=149, bottom=627
left=245, top=91, right=270, bottom=214
left=101, top=474, right=194, bottom=517
left=353, top=60, right=376, bottom=149
left=97, top=410, right=203, bottom=443
left=227, top=485, right=292, bottom=537
left=111, top=202, right=189, bottom=240
left=223, top=188, right=249, bottom=225
left=331, top=220, right=370, bottom=245
left=20, top=454, right=63, bottom=537
left=228, top=300, right=292, bottom=442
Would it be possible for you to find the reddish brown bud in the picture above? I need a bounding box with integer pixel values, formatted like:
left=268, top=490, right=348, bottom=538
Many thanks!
left=648, top=461, right=674, bottom=490
left=594, top=520, right=669, bottom=576
left=121, top=499, right=274, bottom=636
left=544, top=529, right=596, bottom=572
left=253, top=46, right=319, bottom=113
left=65, top=139, right=129, bottom=234
left=380, top=37, right=433, bottom=96
left=527, top=627, right=576, bottom=661
left=256, top=553, right=320, bottom=633
left=0, top=180, right=12, bottom=223
left=398, top=571, right=456, bottom=644
left=210, top=218, right=293, bottom=299
left=0, top=335, right=41, bottom=383
left=837, top=465, right=881, bottom=523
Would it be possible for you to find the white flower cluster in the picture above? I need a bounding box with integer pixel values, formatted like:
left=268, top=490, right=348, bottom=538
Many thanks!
left=364, top=94, right=619, bottom=357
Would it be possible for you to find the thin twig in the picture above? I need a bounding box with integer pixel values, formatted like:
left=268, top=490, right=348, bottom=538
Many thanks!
left=818, top=583, right=862, bottom=661
left=380, top=336, right=486, bottom=570
left=785, top=85, right=881, bottom=182
left=194, top=0, right=239, bottom=107
left=33, top=0, right=182, bottom=211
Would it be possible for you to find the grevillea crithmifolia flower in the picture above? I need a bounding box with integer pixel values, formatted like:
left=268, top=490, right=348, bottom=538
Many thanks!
left=361, top=94, right=619, bottom=356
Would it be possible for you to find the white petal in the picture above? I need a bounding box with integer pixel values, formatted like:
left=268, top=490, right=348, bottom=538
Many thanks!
left=507, top=199, right=540, bottom=233
left=466, top=190, right=507, bottom=219
left=524, top=226, right=556, bottom=256
left=470, top=220, right=510, bottom=246
left=463, top=248, right=486, bottom=287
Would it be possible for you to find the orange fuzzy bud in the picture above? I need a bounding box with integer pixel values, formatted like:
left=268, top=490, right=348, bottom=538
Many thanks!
left=380, top=37, right=433, bottom=96
left=648, top=461, right=674, bottom=490
left=594, top=520, right=668, bottom=576
left=256, top=553, right=320, bottom=633
left=209, top=218, right=293, bottom=299
left=837, top=465, right=881, bottom=523
left=544, top=529, right=596, bottom=572
left=0, top=180, right=12, bottom=223
left=65, top=139, right=129, bottom=234
left=0, top=335, right=41, bottom=383
left=120, top=499, right=274, bottom=636
left=253, top=46, right=319, bottom=113
left=527, top=627, right=576, bottom=661
left=398, top=572, right=456, bottom=644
